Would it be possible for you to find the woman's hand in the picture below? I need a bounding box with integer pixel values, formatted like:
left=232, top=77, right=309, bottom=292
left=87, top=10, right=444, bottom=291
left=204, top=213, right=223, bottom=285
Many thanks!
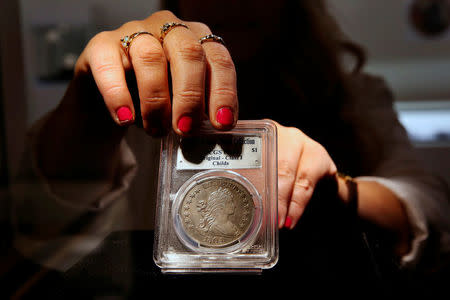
left=275, top=121, right=339, bottom=229
left=39, top=10, right=238, bottom=178
left=274, top=121, right=411, bottom=256
left=74, top=10, right=238, bottom=135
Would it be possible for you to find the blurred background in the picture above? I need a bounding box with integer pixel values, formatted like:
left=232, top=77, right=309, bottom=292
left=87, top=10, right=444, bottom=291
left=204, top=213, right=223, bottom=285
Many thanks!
left=1, top=0, right=449, bottom=257
left=329, top=0, right=450, bottom=190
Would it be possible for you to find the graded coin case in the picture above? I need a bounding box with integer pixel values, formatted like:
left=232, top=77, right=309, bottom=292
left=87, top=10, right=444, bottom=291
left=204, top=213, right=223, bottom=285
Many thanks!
left=153, top=120, right=278, bottom=273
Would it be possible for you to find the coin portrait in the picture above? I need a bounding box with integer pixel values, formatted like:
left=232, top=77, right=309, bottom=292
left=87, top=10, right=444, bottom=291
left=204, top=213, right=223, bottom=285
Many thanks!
left=178, top=177, right=256, bottom=249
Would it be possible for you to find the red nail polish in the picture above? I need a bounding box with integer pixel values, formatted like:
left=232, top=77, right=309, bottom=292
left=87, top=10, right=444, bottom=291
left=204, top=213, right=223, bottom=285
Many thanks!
left=216, top=107, right=234, bottom=126
left=178, top=116, right=193, bottom=133
left=284, top=216, right=292, bottom=229
left=117, top=106, right=133, bottom=123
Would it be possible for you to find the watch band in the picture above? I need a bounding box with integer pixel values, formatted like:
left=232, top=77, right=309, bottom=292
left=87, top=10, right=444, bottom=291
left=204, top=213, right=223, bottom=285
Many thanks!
left=337, top=172, right=358, bottom=216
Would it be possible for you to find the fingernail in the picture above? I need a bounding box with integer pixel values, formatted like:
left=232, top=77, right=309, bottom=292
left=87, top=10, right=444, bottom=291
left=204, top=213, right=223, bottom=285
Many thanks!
left=116, top=106, right=133, bottom=123
left=284, top=216, right=292, bottom=229
left=216, top=107, right=234, bottom=126
left=177, top=116, right=193, bottom=133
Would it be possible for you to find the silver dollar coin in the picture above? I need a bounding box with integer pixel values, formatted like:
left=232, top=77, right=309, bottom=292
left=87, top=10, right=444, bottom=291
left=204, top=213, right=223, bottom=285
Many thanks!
left=179, top=177, right=255, bottom=248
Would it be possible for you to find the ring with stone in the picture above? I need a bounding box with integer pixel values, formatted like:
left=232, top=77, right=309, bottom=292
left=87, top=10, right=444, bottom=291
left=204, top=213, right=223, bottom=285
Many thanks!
left=198, top=34, right=225, bottom=45
left=160, top=22, right=189, bottom=43
left=120, top=31, right=154, bottom=56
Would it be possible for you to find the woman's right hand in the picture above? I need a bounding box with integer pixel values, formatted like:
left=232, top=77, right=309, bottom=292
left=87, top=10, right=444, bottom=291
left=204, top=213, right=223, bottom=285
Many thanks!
left=39, top=10, right=238, bottom=178
left=72, top=10, right=238, bottom=136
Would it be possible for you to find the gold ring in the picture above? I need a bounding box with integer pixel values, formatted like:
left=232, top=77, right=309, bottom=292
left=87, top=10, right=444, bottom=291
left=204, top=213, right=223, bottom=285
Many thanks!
left=120, top=31, right=154, bottom=56
left=160, top=22, right=189, bottom=43
left=199, top=34, right=225, bottom=45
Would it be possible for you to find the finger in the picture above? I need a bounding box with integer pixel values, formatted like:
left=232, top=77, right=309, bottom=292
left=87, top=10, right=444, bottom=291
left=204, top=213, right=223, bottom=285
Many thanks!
left=87, top=32, right=135, bottom=125
left=127, top=32, right=171, bottom=136
left=147, top=11, right=207, bottom=135
left=189, top=22, right=238, bottom=130
left=287, top=141, right=336, bottom=229
left=277, top=127, right=304, bottom=229
left=165, top=28, right=206, bottom=135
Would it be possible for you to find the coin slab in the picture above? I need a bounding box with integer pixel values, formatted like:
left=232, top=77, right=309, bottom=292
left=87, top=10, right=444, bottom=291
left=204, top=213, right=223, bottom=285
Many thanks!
left=179, top=177, right=255, bottom=248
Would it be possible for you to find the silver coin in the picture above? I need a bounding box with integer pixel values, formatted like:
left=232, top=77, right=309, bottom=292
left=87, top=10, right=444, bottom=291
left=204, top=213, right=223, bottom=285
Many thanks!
left=178, top=177, right=255, bottom=248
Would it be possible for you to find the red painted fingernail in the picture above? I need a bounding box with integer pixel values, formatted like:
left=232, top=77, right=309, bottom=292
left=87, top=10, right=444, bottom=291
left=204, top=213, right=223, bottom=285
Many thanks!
left=284, top=216, right=292, bottom=229
left=216, top=107, right=234, bottom=126
left=178, top=116, right=193, bottom=133
left=116, top=106, right=133, bottom=123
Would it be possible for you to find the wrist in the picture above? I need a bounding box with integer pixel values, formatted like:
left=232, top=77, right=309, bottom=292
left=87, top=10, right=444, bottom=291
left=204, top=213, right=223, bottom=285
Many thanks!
left=38, top=100, right=126, bottom=179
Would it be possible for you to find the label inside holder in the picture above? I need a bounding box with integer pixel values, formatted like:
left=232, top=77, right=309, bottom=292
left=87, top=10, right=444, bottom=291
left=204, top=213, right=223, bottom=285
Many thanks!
left=177, top=136, right=262, bottom=170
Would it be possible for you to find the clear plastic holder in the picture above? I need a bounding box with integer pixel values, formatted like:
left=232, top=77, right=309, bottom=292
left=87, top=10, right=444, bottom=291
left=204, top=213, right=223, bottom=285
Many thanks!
left=153, top=120, right=278, bottom=274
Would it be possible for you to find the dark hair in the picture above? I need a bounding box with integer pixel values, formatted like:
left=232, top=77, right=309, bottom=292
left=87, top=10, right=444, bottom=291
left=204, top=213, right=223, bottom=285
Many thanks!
left=266, top=0, right=378, bottom=175
left=307, top=0, right=367, bottom=73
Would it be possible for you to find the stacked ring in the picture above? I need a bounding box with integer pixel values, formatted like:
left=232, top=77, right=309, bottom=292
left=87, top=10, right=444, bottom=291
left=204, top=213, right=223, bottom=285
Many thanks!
left=160, top=22, right=189, bottom=42
left=199, top=34, right=225, bottom=45
left=120, top=31, right=154, bottom=55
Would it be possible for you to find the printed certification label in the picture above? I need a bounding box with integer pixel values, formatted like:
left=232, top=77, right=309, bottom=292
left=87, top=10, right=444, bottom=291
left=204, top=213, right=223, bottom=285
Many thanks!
left=177, top=136, right=262, bottom=170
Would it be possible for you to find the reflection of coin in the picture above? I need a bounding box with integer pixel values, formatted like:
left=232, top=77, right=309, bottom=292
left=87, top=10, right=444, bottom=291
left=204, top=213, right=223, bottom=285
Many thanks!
left=179, top=177, right=255, bottom=248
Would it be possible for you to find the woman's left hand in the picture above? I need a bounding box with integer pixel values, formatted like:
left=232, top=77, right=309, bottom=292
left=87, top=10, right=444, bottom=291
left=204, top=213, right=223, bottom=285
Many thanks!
left=275, top=121, right=339, bottom=229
